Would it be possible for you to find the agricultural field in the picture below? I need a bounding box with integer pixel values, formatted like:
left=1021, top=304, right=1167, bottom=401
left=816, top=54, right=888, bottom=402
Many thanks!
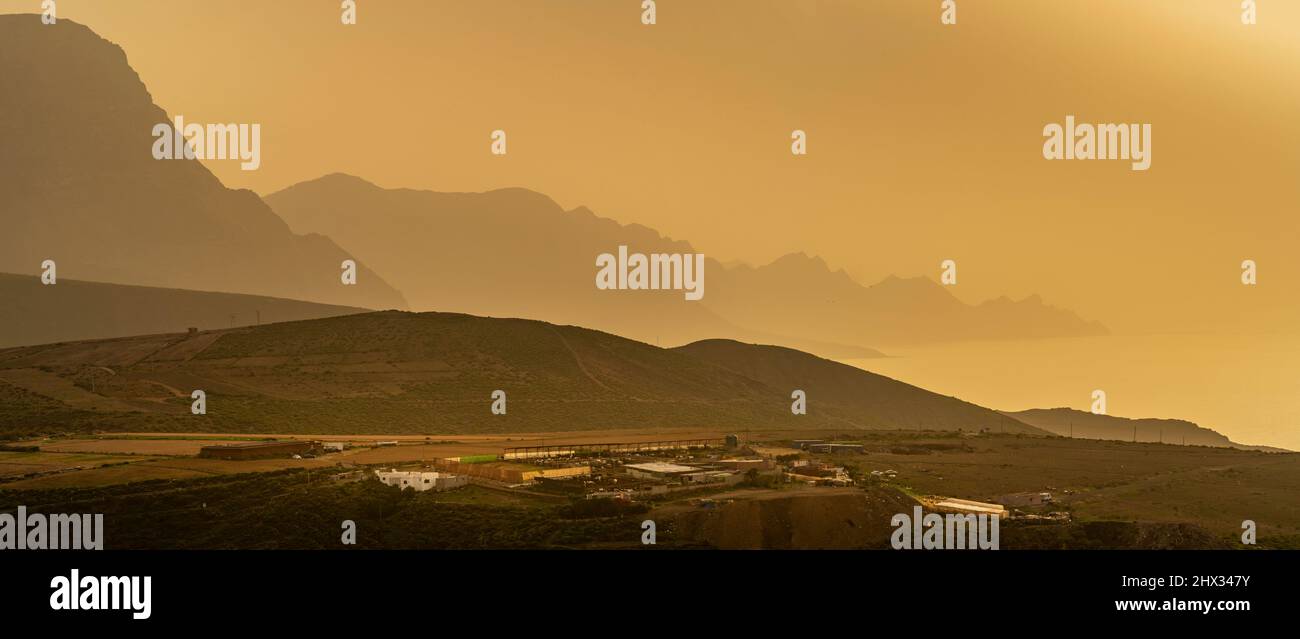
left=0, top=451, right=158, bottom=478
left=0, top=427, right=727, bottom=490
left=2, top=427, right=1296, bottom=549
left=31, top=438, right=209, bottom=456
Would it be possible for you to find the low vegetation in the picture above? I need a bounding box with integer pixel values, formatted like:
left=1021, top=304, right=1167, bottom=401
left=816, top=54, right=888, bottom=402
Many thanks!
left=0, top=470, right=655, bottom=549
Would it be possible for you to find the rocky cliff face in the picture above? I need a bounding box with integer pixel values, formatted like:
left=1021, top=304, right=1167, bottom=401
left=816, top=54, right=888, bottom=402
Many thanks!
left=0, top=16, right=406, bottom=310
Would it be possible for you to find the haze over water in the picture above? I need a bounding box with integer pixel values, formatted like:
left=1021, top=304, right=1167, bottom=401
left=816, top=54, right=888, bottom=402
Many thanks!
left=846, top=333, right=1300, bottom=451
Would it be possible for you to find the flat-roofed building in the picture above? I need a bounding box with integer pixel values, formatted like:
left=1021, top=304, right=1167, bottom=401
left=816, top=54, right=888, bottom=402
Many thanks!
left=198, top=441, right=317, bottom=460
left=374, top=470, right=468, bottom=492
left=930, top=497, right=1008, bottom=518
left=433, top=459, right=590, bottom=483
left=624, top=462, right=702, bottom=481
left=716, top=458, right=774, bottom=471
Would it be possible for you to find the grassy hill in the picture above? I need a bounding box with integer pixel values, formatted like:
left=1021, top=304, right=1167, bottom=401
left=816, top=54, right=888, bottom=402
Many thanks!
left=0, top=273, right=371, bottom=348
left=677, top=339, right=1042, bottom=434
left=0, top=310, right=1042, bottom=437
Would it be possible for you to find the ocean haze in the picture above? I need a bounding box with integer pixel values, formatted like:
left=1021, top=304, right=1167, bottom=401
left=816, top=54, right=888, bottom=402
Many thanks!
left=848, top=333, right=1300, bottom=452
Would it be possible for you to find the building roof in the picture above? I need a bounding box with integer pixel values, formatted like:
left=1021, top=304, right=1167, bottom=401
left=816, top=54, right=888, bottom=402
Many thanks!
left=931, top=498, right=1007, bottom=516
left=624, top=462, right=700, bottom=474
left=375, top=470, right=447, bottom=478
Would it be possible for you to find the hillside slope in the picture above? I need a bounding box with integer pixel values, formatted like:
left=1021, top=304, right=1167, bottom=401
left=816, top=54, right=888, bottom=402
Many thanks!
left=0, top=273, right=370, bottom=348
left=0, top=311, right=1038, bottom=437
left=0, top=16, right=405, bottom=311
left=676, top=339, right=1044, bottom=434
left=1003, top=407, right=1285, bottom=452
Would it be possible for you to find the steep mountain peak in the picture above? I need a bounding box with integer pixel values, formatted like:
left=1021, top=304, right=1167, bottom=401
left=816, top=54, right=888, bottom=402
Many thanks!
left=979, top=293, right=1049, bottom=307
left=861, top=274, right=954, bottom=306
left=478, top=186, right=565, bottom=212
left=307, top=172, right=382, bottom=190
left=870, top=273, right=942, bottom=289
left=759, top=252, right=860, bottom=285
left=0, top=16, right=406, bottom=311
left=271, top=174, right=564, bottom=212
left=768, top=251, right=826, bottom=268
left=265, top=170, right=1107, bottom=349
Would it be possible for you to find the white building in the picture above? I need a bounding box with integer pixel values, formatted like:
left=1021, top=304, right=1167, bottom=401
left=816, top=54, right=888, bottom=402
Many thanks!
left=374, top=469, right=468, bottom=492
left=624, top=462, right=702, bottom=481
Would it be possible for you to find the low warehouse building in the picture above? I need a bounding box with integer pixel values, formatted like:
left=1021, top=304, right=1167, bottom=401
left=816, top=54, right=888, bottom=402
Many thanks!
left=198, top=441, right=317, bottom=460
left=624, top=462, right=703, bottom=481
left=434, top=459, right=590, bottom=483
left=374, top=470, right=468, bottom=492
left=930, top=497, right=1008, bottom=518
left=695, top=470, right=745, bottom=485
left=807, top=443, right=864, bottom=454
left=522, top=466, right=591, bottom=482
left=716, top=458, right=774, bottom=471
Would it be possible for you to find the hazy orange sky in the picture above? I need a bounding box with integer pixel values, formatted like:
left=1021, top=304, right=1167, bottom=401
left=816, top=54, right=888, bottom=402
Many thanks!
left=5, top=0, right=1299, bottom=335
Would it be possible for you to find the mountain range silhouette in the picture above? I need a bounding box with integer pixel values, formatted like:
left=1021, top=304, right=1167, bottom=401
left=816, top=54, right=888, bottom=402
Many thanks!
left=266, top=173, right=1106, bottom=351
left=0, top=16, right=405, bottom=311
